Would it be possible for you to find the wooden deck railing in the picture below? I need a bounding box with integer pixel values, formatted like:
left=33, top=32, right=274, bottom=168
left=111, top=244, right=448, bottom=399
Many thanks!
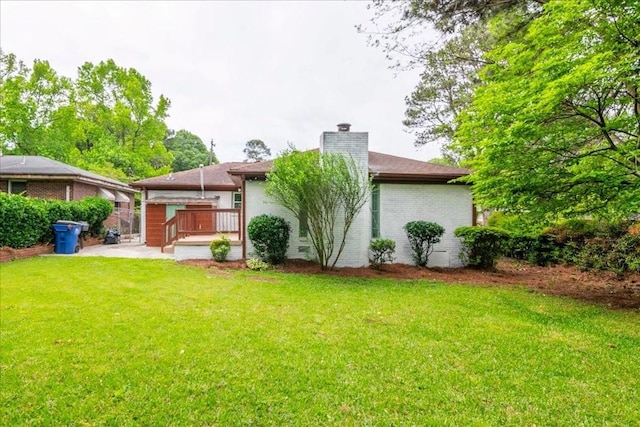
left=161, top=208, right=241, bottom=251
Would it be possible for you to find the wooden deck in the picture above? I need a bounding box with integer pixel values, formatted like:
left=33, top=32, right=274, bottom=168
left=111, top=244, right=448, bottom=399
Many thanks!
left=162, top=208, right=241, bottom=252
left=163, top=233, right=241, bottom=254
left=174, top=233, right=241, bottom=243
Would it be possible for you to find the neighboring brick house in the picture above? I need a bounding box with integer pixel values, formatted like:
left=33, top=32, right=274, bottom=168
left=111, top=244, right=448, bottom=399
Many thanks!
left=0, top=155, right=136, bottom=231
left=229, top=124, right=474, bottom=267
left=130, top=163, right=245, bottom=247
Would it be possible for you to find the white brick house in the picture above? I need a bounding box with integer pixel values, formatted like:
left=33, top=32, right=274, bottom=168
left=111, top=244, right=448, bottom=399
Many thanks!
left=230, top=124, right=474, bottom=267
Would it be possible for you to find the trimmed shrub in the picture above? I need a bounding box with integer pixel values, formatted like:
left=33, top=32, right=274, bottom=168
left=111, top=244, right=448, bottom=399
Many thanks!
left=246, top=258, right=270, bottom=271
left=0, top=193, right=47, bottom=249
left=503, top=232, right=536, bottom=261
left=528, top=233, right=559, bottom=266
left=617, top=234, right=640, bottom=273
left=369, top=238, right=396, bottom=270
left=247, top=214, right=291, bottom=264
left=210, top=236, right=231, bottom=262
left=454, top=226, right=508, bottom=270
left=75, top=197, right=113, bottom=237
left=403, top=221, right=445, bottom=267
left=0, top=194, right=114, bottom=249
left=35, top=199, right=74, bottom=243
left=576, top=238, right=610, bottom=272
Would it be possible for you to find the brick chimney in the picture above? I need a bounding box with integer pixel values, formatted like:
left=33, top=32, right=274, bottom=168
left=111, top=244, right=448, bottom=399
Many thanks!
left=319, top=123, right=368, bottom=172
left=318, top=123, right=370, bottom=267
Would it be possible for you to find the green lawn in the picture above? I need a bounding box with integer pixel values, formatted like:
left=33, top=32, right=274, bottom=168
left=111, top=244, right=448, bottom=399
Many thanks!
left=1, top=257, right=639, bottom=426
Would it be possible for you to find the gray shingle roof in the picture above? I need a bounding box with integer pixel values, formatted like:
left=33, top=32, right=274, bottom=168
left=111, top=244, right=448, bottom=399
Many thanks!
left=131, top=162, right=245, bottom=189
left=0, top=155, right=133, bottom=190
left=228, top=151, right=469, bottom=181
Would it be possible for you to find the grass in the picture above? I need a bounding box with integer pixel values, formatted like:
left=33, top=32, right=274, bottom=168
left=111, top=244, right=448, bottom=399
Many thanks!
left=1, top=257, right=639, bottom=426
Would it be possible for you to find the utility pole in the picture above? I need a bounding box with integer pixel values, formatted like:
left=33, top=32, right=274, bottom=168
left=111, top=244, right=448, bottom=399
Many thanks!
left=209, top=139, right=215, bottom=165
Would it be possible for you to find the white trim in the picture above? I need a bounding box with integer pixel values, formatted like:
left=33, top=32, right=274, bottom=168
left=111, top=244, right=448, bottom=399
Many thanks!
left=8, top=180, right=26, bottom=194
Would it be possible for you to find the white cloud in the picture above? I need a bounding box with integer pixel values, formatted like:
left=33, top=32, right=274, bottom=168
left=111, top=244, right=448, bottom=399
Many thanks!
left=1, top=1, right=442, bottom=162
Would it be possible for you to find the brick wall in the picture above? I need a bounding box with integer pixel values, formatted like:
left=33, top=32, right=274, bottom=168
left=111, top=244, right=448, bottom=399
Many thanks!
left=26, top=180, right=69, bottom=199
left=379, top=183, right=473, bottom=267
left=246, top=181, right=473, bottom=268
left=245, top=181, right=309, bottom=260
left=0, top=237, right=103, bottom=263
left=0, top=244, right=55, bottom=262
left=319, top=130, right=371, bottom=267
left=73, top=182, right=99, bottom=200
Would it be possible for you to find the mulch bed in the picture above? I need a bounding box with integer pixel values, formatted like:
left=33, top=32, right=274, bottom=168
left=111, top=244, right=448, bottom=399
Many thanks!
left=179, top=258, right=640, bottom=311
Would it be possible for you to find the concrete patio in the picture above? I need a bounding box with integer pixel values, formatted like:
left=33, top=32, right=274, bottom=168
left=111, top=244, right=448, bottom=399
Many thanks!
left=74, top=241, right=173, bottom=259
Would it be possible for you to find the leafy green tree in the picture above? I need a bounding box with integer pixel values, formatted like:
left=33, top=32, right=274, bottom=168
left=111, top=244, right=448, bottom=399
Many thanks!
left=363, top=1, right=540, bottom=156
left=0, top=50, right=75, bottom=160
left=455, top=0, right=640, bottom=219
left=265, top=149, right=370, bottom=270
left=164, top=130, right=216, bottom=172
left=427, top=157, right=460, bottom=167
left=367, top=0, right=638, bottom=219
left=243, top=139, right=271, bottom=162
left=0, top=52, right=173, bottom=181
left=72, top=59, right=172, bottom=180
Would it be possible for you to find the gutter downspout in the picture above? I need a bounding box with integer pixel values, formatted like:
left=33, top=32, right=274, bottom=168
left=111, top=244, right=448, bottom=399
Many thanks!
left=241, top=176, right=246, bottom=259
left=199, top=164, right=205, bottom=199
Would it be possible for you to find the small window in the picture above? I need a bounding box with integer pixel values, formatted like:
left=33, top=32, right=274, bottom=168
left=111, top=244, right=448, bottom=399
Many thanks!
left=299, top=209, right=308, bottom=238
left=232, top=192, right=242, bottom=209
left=371, top=184, right=380, bottom=238
left=8, top=181, right=27, bottom=195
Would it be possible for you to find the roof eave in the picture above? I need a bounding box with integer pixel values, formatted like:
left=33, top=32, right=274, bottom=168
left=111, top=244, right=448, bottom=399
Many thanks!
left=372, top=173, right=468, bottom=184
left=0, top=173, right=137, bottom=192
left=130, top=183, right=240, bottom=191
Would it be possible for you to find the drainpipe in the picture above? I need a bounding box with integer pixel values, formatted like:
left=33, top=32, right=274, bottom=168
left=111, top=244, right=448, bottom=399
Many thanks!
left=199, top=164, right=205, bottom=199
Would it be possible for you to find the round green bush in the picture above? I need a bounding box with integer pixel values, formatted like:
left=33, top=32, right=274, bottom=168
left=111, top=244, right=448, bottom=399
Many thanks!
left=403, top=221, right=445, bottom=267
left=248, top=214, right=291, bottom=264
left=210, top=236, right=231, bottom=262
left=369, top=238, right=396, bottom=270
left=454, top=226, right=509, bottom=270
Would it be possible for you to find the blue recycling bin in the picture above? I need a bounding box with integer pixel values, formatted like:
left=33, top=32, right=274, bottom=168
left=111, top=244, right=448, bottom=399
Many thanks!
left=52, top=221, right=82, bottom=254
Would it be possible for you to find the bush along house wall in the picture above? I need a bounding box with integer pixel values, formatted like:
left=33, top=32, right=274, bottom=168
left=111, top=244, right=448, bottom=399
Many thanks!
left=0, top=193, right=113, bottom=250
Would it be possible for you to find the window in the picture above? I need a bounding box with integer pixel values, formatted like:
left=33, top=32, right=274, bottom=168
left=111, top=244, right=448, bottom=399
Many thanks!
left=299, top=208, right=308, bottom=238
left=8, top=181, right=26, bottom=195
left=371, top=184, right=380, bottom=238
left=232, top=192, right=242, bottom=209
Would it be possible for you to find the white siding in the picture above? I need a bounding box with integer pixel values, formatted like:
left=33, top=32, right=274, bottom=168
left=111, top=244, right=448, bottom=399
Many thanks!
left=245, top=181, right=371, bottom=267
left=245, top=181, right=313, bottom=261
left=378, top=183, right=473, bottom=267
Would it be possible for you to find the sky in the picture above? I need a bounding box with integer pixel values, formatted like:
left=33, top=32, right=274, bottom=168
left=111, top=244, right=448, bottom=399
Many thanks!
left=0, top=1, right=441, bottom=163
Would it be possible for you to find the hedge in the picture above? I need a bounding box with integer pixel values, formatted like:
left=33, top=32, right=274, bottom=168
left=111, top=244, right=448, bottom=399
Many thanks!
left=496, top=219, right=639, bottom=275
left=0, top=193, right=113, bottom=249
